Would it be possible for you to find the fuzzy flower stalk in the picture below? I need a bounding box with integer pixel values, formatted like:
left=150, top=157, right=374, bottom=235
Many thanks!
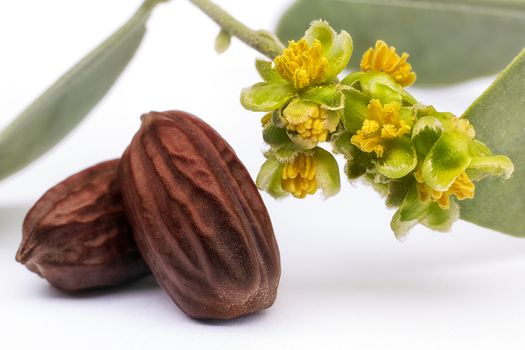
left=240, top=21, right=514, bottom=239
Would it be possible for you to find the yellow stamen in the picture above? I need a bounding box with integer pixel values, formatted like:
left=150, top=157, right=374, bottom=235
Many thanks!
left=415, top=170, right=475, bottom=209
left=283, top=102, right=329, bottom=143
left=282, top=154, right=318, bottom=198
left=351, top=99, right=411, bottom=157
left=274, top=39, right=328, bottom=89
left=360, top=40, right=416, bottom=87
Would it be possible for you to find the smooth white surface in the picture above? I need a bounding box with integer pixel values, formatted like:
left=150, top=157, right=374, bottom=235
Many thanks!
left=1, top=1, right=525, bottom=349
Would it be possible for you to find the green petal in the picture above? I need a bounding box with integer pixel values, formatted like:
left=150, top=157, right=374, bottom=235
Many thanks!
left=342, top=87, right=369, bottom=133
left=313, top=147, right=341, bottom=198
left=300, top=84, right=344, bottom=110
left=255, top=59, right=284, bottom=82
left=467, top=155, right=514, bottom=181
left=411, top=116, right=443, bottom=156
left=256, top=157, right=287, bottom=198
left=376, top=139, right=417, bottom=179
left=304, top=20, right=353, bottom=80
left=240, top=82, right=295, bottom=112
left=421, top=131, right=472, bottom=191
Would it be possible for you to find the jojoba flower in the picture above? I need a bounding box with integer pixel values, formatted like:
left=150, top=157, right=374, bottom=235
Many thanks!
left=360, top=40, right=416, bottom=87
left=351, top=99, right=412, bottom=157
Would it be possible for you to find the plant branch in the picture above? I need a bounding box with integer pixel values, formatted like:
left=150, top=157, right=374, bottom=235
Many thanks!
left=189, top=0, right=284, bottom=59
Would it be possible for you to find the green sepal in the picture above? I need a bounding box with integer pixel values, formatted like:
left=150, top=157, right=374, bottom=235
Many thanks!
left=467, top=155, right=514, bottom=181
left=331, top=130, right=355, bottom=158
left=256, top=157, right=287, bottom=198
left=240, top=81, right=295, bottom=111
left=323, top=109, right=342, bottom=133
left=411, top=116, right=443, bottom=156
left=341, top=87, right=369, bottom=133
left=421, top=201, right=459, bottom=233
left=272, top=142, right=304, bottom=162
left=286, top=130, right=318, bottom=150
left=313, top=147, right=341, bottom=198
left=262, top=123, right=290, bottom=147
left=390, top=186, right=430, bottom=239
left=359, top=73, right=403, bottom=104
left=300, top=84, right=344, bottom=110
left=375, top=138, right=417, bottom=179
left=255, top=59, right=284, bottom=82
left=469, top=140, right=492, bottom=157
left=386, top=176, right=414, bottom=208
left=363, top=173, right=390, bottom=197
left=282, top=98, right=317, bottom=124
left=341, top=71, right=366, bottom=87
left=421, top=131, right=472, bottom=191
left=304, top=20, right=353, bottom=81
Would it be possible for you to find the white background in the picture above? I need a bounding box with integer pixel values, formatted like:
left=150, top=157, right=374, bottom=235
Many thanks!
left=1, top=1, right=525, bottom=349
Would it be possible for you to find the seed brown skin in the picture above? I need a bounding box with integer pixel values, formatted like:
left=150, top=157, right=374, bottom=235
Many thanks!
left=16, top=160, right=150, bottom=292
left=118, top=111, right=281, bottom=320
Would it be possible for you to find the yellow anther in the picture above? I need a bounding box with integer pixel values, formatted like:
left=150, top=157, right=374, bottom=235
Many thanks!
left=274, top=39, right=328, bottom=89
left=283, top=101, right=330, bottom=144
left=415, top=170, right=475, bottom=209
left=360, top=40, right=416, bottom=87
left=282, top=154, right=318, bottom=198
left=351, top=99, right=411, bottom=157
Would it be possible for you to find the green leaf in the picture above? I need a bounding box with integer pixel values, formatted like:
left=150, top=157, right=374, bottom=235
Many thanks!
left=460, top=48, right=525, bottom=237
left=240, top=81, right=295, bottom=111
left=276, top=0, right=525, bottom=85
left=0, top=0, right=165, bottom=181
left=214, top=29, right=231, bottom=54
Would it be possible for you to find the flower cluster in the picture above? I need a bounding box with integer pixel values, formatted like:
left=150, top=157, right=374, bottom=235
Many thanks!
left=241, top=21, right=514, bottom=238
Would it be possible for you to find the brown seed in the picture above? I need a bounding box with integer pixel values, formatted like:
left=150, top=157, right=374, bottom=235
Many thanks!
left=16, top=160, right=150, bottom=292
left=118, top=111, right=281, bottom=320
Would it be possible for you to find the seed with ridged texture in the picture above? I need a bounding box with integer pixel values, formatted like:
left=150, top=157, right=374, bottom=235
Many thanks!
left=16, top=160, right=150, bottom=291
left=118, top=110, right=281, bottom=320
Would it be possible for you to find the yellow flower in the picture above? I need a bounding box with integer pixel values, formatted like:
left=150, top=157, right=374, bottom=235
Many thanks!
left=415, top=170, right=475, bottom=209
left=281, top=154, right=317, bottom=198
left=283, top=100, right=329, bottom=143
left=351, top=99, right=412, bottom=157
left=360, top=40, right=416, bottom=87
left=275, top=39, right=328, bottom=89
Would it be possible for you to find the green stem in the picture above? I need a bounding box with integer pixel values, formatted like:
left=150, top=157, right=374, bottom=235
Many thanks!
left=189, top=0, right=284, bottom=59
